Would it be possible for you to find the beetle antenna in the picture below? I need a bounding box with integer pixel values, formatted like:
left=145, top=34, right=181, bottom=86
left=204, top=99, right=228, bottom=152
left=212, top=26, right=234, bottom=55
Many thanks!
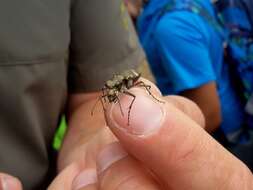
left=135, top=81, right=164, bottom=103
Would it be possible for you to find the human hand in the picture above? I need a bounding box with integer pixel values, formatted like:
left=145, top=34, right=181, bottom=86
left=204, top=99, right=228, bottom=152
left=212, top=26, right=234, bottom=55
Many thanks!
left=49, top=80, right=253, bottom=190
left=48, top=79, right=203, bottom=190
left=100, top=81, right=253, bottom=189
left=0, top=173, right=22, bottom=190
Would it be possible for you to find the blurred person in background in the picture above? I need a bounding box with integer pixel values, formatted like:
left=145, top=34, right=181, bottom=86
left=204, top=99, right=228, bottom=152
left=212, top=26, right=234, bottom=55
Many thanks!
left=215, top=0, right=253, bottom=170
left=216, top=0, right=253, bottom=128
left=125, top=0, right=253, bottom=168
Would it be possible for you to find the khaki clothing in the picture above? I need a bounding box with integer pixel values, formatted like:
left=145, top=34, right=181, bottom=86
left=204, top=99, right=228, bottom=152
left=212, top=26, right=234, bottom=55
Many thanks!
left=0, top=0, right=144, bottom=189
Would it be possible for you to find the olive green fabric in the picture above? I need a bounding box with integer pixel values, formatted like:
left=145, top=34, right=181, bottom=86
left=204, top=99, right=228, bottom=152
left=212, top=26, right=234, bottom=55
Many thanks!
left=0, top=0, right=144, bottom=189
left=69, top=0, right=144, bottom=92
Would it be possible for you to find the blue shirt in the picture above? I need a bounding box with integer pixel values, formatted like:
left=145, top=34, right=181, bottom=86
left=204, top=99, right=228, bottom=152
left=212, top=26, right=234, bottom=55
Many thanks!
left=138, top=0, right=245, bottom=135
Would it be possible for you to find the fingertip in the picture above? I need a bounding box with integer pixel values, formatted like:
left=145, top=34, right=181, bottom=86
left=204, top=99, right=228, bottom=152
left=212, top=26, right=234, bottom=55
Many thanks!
left=48, top=163, right=80, bottom=190
left=106, top=88, right=166, bottom=137
left=0, top=174, right=22, bottom=190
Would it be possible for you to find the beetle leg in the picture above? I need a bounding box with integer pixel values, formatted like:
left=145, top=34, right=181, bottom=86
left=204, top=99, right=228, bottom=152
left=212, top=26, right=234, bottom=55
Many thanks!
left=134, top=81, right=164, bottom=103
left=116, top=96, right=124, bottom=117
left=123, top=91, right=136, bottom=126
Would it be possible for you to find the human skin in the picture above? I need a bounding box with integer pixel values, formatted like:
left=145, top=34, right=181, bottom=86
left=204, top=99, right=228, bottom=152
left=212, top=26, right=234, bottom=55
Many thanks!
left=1, top=79, right=252, bottom=189
left=124, top=0, right=143, bottom=18
left=180, top=82, right=222, bottom=133
left=0, top=173, right=22, bottom=190
left=48, top=79, right=252, bottom=190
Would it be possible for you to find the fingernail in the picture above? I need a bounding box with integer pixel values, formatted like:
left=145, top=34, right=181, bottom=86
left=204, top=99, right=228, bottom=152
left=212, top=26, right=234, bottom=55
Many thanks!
left=72, top=169, right=97, bottom=190
left=97, top=142, right=128, bottom=174
left=110, top=88, right=164, bottom=136
left=0, top=175, right=20, bottom=190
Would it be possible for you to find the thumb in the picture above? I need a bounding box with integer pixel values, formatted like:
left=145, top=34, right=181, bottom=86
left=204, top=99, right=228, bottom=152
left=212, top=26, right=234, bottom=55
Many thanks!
left=0, top=173, right=22, bottom=190
left=105, top=87, right=253, bottom=190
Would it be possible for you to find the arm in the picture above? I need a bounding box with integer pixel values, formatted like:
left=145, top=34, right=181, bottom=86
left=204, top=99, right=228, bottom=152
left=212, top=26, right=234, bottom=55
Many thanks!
left=180, top=82, right=221, bottom=133
left=154, top=12, right=222, bottom=133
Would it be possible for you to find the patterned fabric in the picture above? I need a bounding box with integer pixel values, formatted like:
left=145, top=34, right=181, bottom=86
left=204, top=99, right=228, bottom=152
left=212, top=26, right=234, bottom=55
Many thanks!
left=215, top=0, right=253, bottom=101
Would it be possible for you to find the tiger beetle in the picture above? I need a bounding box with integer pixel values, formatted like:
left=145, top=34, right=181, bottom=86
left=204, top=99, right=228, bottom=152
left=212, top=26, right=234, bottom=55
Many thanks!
left=92, top=69, right=164, bottom=125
